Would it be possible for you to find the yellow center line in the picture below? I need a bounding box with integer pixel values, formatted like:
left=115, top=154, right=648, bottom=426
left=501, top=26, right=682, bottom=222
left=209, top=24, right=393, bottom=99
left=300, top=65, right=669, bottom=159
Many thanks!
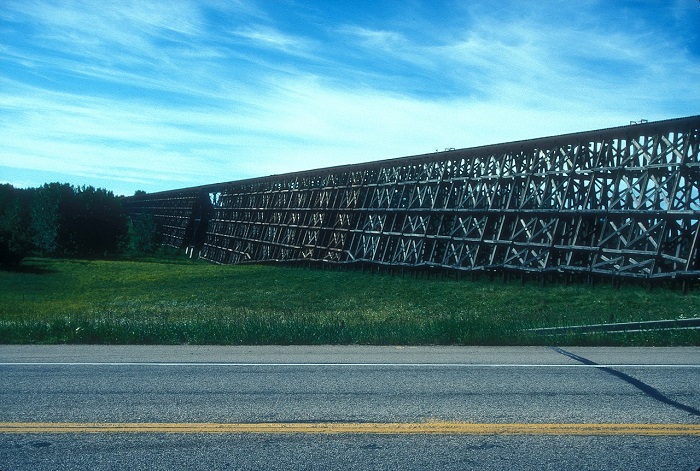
left=1, top=422, right=699, bottom=436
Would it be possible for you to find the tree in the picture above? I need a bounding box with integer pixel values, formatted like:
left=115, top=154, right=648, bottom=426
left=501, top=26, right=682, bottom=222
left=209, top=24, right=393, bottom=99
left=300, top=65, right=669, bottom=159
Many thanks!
left=60, top=185, right=129, bottom=257
left=29, top=183, right=129, bottom=258
left=0, top=185, right=32, bottom=266
left=2, top=182, right=132, bottom=263
left=128, top=211, right=159, bottom=254
left=30, top=183, right=68, bottom=256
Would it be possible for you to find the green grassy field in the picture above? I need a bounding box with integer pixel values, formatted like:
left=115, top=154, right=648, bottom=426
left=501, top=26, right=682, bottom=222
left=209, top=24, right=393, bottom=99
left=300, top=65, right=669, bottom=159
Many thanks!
left=0, top=257, right=698, bottom=345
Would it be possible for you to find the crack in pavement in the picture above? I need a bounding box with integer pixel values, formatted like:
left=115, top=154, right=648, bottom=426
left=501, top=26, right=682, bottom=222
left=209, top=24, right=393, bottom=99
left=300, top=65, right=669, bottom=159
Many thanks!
left=550, top=347, right=700, bottom=417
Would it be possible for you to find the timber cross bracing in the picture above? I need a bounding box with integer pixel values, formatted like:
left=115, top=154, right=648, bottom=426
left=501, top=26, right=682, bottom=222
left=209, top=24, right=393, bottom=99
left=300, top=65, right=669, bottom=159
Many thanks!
left=124, top=115, right=700, bottom=281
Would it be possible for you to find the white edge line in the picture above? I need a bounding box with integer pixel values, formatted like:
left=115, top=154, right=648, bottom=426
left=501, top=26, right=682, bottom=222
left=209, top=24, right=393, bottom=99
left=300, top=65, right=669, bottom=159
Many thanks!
left=0, top=362, right=699, bottom=367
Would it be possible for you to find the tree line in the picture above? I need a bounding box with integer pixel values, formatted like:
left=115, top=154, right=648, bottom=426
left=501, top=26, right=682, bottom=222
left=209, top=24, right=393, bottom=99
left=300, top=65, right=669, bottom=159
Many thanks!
left=0, top=183, right=157, bottom=267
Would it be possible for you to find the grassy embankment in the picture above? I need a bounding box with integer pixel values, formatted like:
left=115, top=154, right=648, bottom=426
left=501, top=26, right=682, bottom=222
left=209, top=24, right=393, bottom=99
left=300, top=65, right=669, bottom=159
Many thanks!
left=0, top=257, right=698, bottom=345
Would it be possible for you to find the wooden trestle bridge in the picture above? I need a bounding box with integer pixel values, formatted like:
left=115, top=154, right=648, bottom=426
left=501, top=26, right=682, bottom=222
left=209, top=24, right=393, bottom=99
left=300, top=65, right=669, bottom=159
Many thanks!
left=124, top=115, right=700, bottom=283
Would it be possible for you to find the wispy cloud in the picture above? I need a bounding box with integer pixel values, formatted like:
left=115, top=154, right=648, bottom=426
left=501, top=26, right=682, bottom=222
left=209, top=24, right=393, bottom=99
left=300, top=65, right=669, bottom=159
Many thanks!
left=1, top=0, right=699, bottom=195
left=230, top=26, right=316, bottom=57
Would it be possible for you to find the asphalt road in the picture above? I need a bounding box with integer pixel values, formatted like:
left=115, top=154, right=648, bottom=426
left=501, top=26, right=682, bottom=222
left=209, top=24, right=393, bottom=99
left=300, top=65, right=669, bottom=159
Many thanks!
left=1, top=346, right=699, bottom=470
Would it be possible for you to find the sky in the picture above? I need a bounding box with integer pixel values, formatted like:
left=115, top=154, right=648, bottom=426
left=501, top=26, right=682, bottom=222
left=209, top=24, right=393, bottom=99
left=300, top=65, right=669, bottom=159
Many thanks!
left=1, top=1, right=699, bottom=196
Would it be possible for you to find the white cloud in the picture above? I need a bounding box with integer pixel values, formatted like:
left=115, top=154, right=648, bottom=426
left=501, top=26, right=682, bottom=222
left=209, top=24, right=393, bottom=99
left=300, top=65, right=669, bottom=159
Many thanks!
left=230, top=25, right=316, bottom=57
left=0, top=0, right=698, bottom=195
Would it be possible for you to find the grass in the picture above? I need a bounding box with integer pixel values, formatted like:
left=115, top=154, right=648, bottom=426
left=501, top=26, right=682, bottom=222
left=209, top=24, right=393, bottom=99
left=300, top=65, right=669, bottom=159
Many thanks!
left=0, top=257, right=698, bottom=345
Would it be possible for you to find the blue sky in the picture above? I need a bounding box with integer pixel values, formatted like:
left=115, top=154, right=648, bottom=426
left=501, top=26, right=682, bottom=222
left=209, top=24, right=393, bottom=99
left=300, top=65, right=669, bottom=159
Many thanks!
left=1, top=0, right=699, bottom=196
